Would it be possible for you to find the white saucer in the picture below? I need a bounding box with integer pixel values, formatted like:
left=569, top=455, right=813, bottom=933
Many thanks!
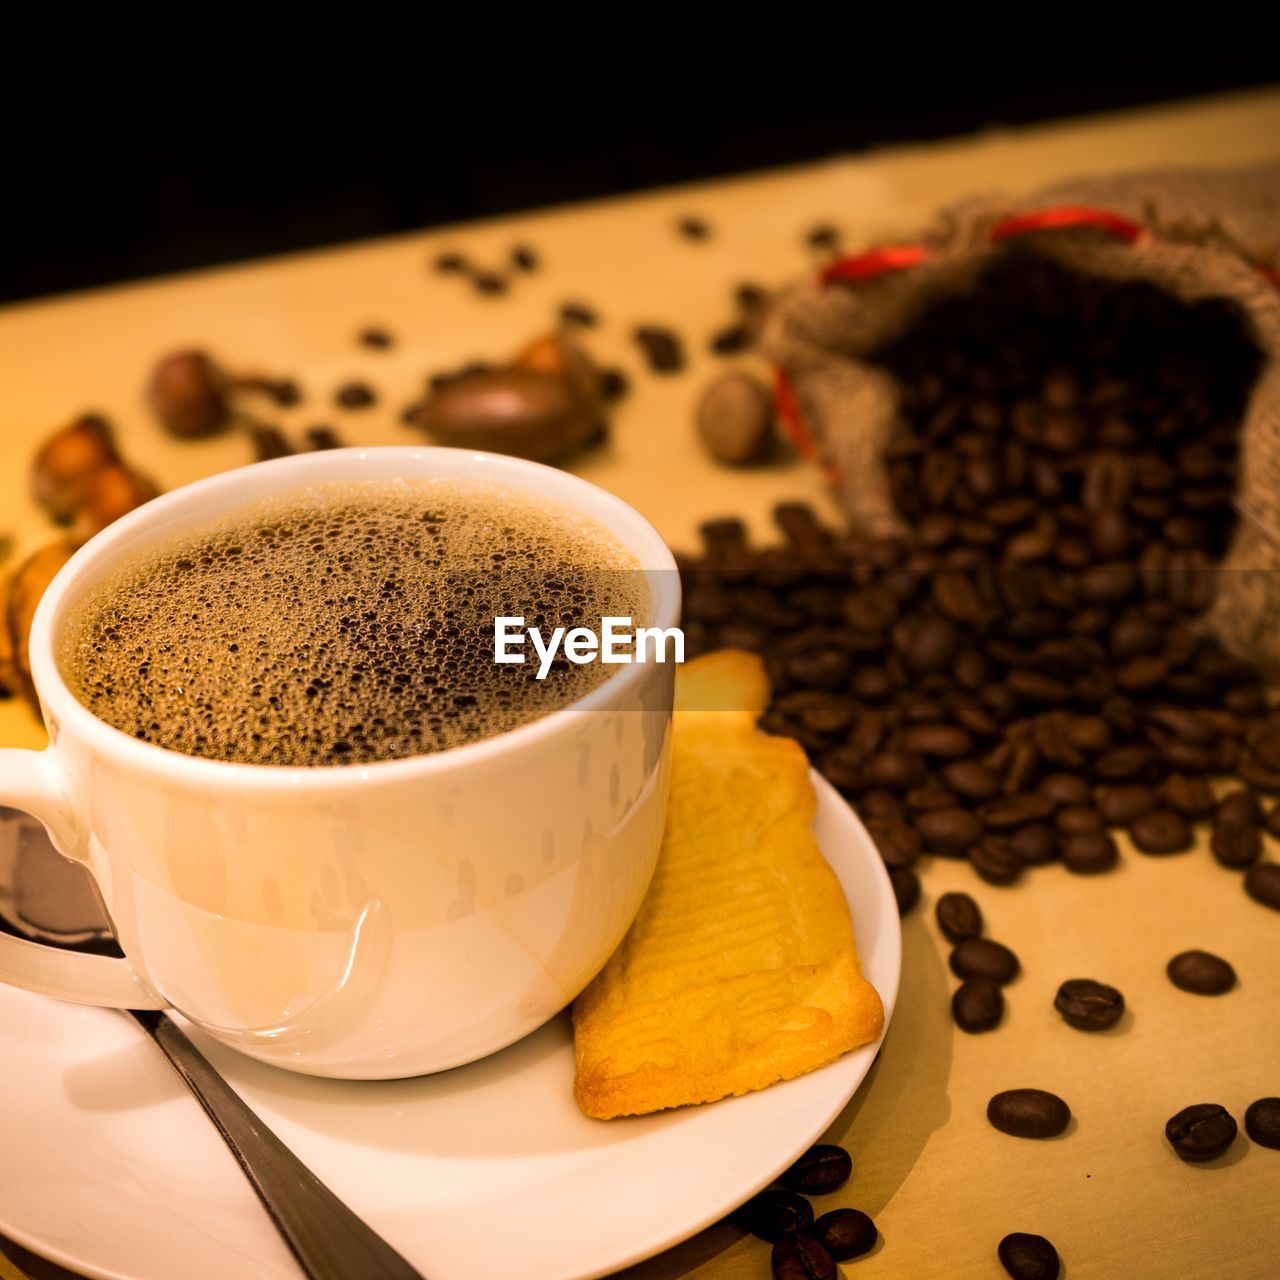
left=0, top=772, right=900, bottom=1280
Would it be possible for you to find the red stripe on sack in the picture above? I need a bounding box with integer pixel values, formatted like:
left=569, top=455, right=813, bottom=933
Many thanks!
left=821, top=244, right=931, bottom=286
left=774, top=367, right=843, bottom=484
left=989, top=205, right=1145, bottom=245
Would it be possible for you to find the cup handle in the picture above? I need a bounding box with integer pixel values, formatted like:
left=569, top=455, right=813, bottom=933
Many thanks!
left=0, top=747, right=166, bottom=1009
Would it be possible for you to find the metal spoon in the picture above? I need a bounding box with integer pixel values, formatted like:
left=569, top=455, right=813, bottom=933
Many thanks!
left=127, top=1009, right=426, bottom=1280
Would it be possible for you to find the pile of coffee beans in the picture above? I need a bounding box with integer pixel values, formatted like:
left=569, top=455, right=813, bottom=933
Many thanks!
left=679, top=254, right=1279, bottom=918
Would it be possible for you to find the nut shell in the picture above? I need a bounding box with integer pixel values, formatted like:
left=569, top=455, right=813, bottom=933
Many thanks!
left=4, top=541, right=76, bottom=706
left=31, top=415, right=120, bottom=523
left=417, top=368, right=602, bottom=463
left=71, top=465, right=161, bottom=546
left=147, top=350, right=229, bottom=437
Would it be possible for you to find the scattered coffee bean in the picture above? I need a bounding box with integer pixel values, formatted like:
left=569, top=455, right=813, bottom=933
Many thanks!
left=598, top=367, right=629, bottom=402
left=935, top=891, right=983, bottom=943
left=1164, top=773, right=1216, bottom=818
left=742, top=1188, right=814, bottom=1241
left=1244, top=862, right=1280, bottom=910
left=998, top=1232, right=1061, bottom=1280
left=987, top=1089, right=1071, bottom=1139
left=472, top=271, right=507, bottom=296
left=889, top=866, right=920, bottom=915
left=950, top=937, right=1020, bottom=985
left=812, top=1209, right=877, bottom=1262
left=1130, top=808, right=1193, bottom=855
left=971, top=837, right=1023, bottom=885
left=559, top=301, right=598, bottom=328
left=432, top=251, right=468, bottom=274
left=510, top=243, right=539, bottom=272
left=305, top=426, right=341, bottom=451
left=248, top=424, right=292, bottom=461
left=781, top=1145, right=852, bottom=1195
left=1167, top=950, right=1236, bottom=995
left=952, top=977, right=1004, bottom=1033
left=1217, top=789, right=1262, bottom=826
left=941, top=760, right=1001, bottom=801
left=1011, top=822, right=1059, bottom=864
left=1265, top=805, right=1280, bottom=839
left=697, top=373, right=775, bottom=465
left=806, top=224, right=841, bottom=251
left=1212, top=817, right=1262, bottom=868
left=1244, top=1097, right=1280, bottom=1149
left=335, top=382, right=376, bottom=409
left=771, top=1232, right=836, bottom=1280
left=916, top=807, right=984, bottom=857
left=634, top=325, right=685, bottom=374
left=1165, top=1103, right=1237, bottom=1162
left=677, top=215, right=711, bottom=241
left=1054, top=978, right=1125, bottom=1030
left=357, top=326, right=393, bottom=349
left=710, top=324, right=751, bottom=355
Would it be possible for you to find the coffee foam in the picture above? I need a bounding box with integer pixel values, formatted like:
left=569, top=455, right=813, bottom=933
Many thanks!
left=61, top=479, right=647, bottom=765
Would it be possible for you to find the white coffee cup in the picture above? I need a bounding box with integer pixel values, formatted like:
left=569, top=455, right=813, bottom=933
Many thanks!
left=0, top=447, right=679, bottom=1078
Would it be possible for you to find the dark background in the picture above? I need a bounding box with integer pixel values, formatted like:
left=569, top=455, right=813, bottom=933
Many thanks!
left=3, top=48, right=1275, bottom=305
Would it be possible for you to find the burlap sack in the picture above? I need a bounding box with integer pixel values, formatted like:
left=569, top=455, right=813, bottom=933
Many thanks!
left=761, top=164, right=1280, bottom=674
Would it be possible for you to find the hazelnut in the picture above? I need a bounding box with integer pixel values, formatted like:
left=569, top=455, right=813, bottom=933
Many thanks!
left=4, top=541, right=75, bottom=705
left=511, top=332, right=603, bottom=411
left=31, top=415, right=120, bottom=523
left=71, top=464, right=161, bottom=546
left=696, top=372, right=777, bottom=465
left=417, top=368, right=601, bottom=463
left=147, top=350, right=229, bottom=437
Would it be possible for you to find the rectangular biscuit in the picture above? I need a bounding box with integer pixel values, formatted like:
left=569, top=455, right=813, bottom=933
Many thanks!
left=572, top=650, right=883, bottom=1119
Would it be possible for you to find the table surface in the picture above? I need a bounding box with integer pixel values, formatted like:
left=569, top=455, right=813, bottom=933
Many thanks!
left=2, top=87, right=1279, bottom=1280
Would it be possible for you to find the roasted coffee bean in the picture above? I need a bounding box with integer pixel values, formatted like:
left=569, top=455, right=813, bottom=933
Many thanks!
left=473, top=271, right=507, bottom=295
left=812, top=1209, right=878, bottom=1262
left=898, top=615, right=961, bottom=673
left=248, top=424, right=292, bottom=461
left=941, top=760, right=1002, bottom=801
left=305, top=426, right=342, bottom=451
left=1130, top=809, right=1193, bottom=855
left=357, top=325, right=394, bottom=349
left=1165, top=1103, right=1237, bottom=1162
left=633, top=325, right=685, bottom=373
left=1060, top=830, right=1118, bottom=874
left=1098, top=785, right=1158, bottom=825
left=1011, top=822, right=1059, bottom=864
left=1164, top=773, right=1216, bottom=818
left=1038, top=773, right=1091, bottom=807
left=1217, top=789, right=1262, bottom=826
left=1093, top=744, right=1156, bottom=781
left=1054, top=978, right=1125, bottom=1030
left=952, top=977, right=1004, bottom=1033
left=335, top=381, right=376, bottom=408
left=916, top=807, right=983, bottom=857
left=1167, top=950, right=1237, bottom=995
left=950, top=937, right=1020, bottom=985
left=998, top=1232, right=1061, bottom=1280
left=432, top=250, right=468, bottom=274
left=677, top=215, right=711, bottom=241
left=987, top=1089, right=1071, bottom=1139
left=980, top=793, right=1056, bottom=831
left=907, top=781, right=958, bottom=813
left=1212, top=818, right=1262, bottom=869
left=782, top=1145, right=852, bottom=1194
left=863, top=750, right=927, bottom=792
left=743, top=1188, right=815, bottom=1241
left=890, top=866, right=920, bottom=915
left=971, top=837, right=1022, bottom=885
left=1055, top=806, right=1103, bottom=836
left=599, top=367, right=629, bottom=402
left=1244, top=1097, right=1280, bottom=1149
left=936, top=891, right=983, bottom=942
left=1067, top=715, right=1112, bottom=754
left=510, top=243, right=539, bottom=272
left=902, top=723, right=973, bottom=758
left=771, top=1233, right=836, bottom=1280
left=710, top=324, right=751, bottom=355
left=559, top=301, right=598, bottom=327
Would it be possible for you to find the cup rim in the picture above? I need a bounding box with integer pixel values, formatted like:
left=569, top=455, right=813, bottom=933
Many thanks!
left=29, top=447, right=681, bottom=789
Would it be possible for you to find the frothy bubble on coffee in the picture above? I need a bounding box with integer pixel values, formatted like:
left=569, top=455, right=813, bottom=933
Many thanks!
left=60, top=479, right=648, bottom=765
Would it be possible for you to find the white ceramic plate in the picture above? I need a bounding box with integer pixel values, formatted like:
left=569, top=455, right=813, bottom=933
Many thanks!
left=0, top=772, right=900, bottom=1280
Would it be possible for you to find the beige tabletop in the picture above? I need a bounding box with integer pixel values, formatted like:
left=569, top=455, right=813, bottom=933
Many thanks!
left=2, top=87, right=1280, bottom=1280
